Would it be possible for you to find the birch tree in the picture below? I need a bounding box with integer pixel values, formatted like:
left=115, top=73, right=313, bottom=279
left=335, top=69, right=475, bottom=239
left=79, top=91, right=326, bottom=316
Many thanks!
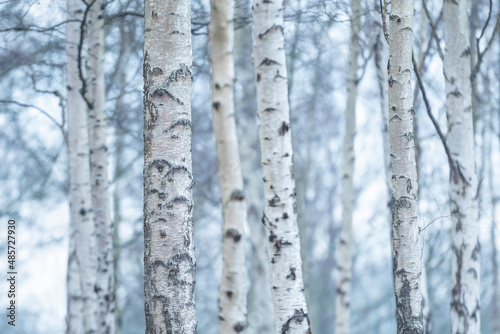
left=386, top=0, right=424, bottom=332
left=334, top=1, right=360, bottom=333
left=209, top=0, right=248, bottom=330
left=143, top=0, right=197, bottom=331
left=86, top=1, right=115, bottom=332
left=443, top=1, right=480, bottom=332
left=66, top=0, right=98, bottom=332
left=251, top=0, right=311, bottom=331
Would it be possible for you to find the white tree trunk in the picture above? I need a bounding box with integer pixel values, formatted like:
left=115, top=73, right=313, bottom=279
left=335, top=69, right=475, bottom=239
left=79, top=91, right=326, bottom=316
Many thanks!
left=86, top=1, right=115, bottom=332
left=66, top=0, right=98, bottom=332
left=443, top=1, right=480, bottom=333
left=387, top=1, right=423, bottom=333
left=209, top=0, right=248, bottom=331
left=490, top=122, right=499, bottom=334
left=334, top=1, right=360, bottom=333
left=251, top=0, right=311, bottom=332
left=143, top=0, right=197, bottom=331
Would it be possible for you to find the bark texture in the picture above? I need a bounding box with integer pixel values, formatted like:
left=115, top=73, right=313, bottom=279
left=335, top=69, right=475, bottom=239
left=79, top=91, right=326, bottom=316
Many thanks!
left=66, top=0, right=98, bottom=332
left=87, top=1, right=115, bottom=332
left=143, top=0, right=197, bottom=331
left=443, top=1, right=480, bottom=333
left=490, top=129, right=499, bottom=334
left=209, top=0, right=248, bottom=331
left=251, top=0, right=311, bottom=332
left=334, top=1, right=361, bottom=333
left=387, top=1, right=423, bottom=333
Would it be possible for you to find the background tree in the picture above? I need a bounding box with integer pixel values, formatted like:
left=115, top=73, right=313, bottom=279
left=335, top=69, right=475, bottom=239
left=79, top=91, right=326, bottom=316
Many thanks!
left=334, top=0, right=361, bottom=333
left=66, top=0, right=99, bottom=332
left=443, top=1, right=480, bottom=332
left=209, top=0, right=248, bottom=330
left=86, top=1, right=115, bottom=332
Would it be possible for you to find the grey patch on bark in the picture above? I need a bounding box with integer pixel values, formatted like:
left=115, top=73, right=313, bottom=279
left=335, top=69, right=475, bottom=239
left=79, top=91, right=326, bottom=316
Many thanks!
left=233, top=322, right=246, bottom=332
left=280, top=309, right=310, bottom=334
left=278, top=121, right=289, bottom=135
left=153, top=67, right=163, bottom=75
left=392, top=196, right=412, bottom=221
left=268, top=194, right=280, bottom=206
left=258, top=24, right=283, bottom=39
left=259, top=58, right=280, bottom=66
left=395, top=277, right=423, bottom=334
left=230, top=189, right=245, bottom=201
left=225, top=229, right=242, bottom=243
left=164, top=118, right=192, bottom=133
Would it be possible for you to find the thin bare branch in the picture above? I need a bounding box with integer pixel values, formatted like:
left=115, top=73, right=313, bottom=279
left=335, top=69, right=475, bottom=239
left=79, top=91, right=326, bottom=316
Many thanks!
left=0, top=99, right=65, bottom=136
left=0, top=19, right=79, bottom=33
left=421, top=0, right=444, bottom=60
left=411, top=54, right=455, bottom=175
left=472, top=11, right=500, bottom=81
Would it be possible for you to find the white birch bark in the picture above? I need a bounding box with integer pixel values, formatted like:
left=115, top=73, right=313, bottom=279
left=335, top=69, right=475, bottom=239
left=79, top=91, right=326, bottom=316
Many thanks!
left=251, top=0, right=311, bottom=331
left=66, top=0, right=98, bottom=332
left=443, top=1, right=480, bottom=333
left=334, top=1, right=360, bottom=333
left=86, top=1, right=115, bottom=332
left=233, top=9, right=275, bottom=330
left=387, top=1, right=423, bottom=333
left=374, top=31, right=392, bottom=221
left=208, top=0, right=248, bottom=331
left=490, top=126, right=499, bottom=334
left=143, top=0, right=197, bottom=331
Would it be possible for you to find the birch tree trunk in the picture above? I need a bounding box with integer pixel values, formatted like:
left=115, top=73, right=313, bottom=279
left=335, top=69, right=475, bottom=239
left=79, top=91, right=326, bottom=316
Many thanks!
left=374, top=29, right=392, bottom=227
left=143, top=0, right=197, bottom=331
left=334, top=1, right=360, bottom=332
left=209, top=0, right=248, bottom=331
left=251, top=0, right=311, bottom=332
left=443, top=1, right=480, bottom=333
left=490, top=127, right=499, bottom=334
left=387, top=1, right=423, bottom=333
left=86, top=1, right=115, bottom=332
left=66, top=0, right=98, bottom=332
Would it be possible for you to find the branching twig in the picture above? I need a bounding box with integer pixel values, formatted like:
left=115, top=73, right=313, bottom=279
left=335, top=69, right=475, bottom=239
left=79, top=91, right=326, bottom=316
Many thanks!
left=0, top=100, right=65, bottom=137
left=0, top=20, right=78, bottom=33
left=421, top=0, right=444, bottom=60
left=105, top=11, right=143, bottom=24
left=411, top=54, right=456, bottom=177
left=472, top=10, right=500, bottom=81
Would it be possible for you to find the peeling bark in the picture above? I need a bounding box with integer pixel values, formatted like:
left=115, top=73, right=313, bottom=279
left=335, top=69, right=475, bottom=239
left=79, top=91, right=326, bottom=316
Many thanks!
left=143, top=0, right=197, bottom=332
left=208, top=0, right=248, bottom=330
left=443, top=1, right=480, bottom=333
left=334, top=1, right=361, bottom=333
left=251, top=0, right=311, bottom=332
left=66, top=0, right=98, bottom=332
left=387, top=1, right=423, bottom=333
